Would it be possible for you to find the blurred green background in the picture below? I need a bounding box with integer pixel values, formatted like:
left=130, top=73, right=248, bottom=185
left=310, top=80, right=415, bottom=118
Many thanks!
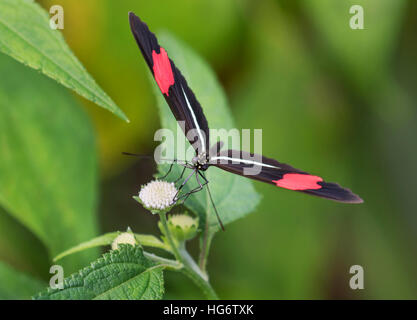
left=1, top=0, right=417, bottom=299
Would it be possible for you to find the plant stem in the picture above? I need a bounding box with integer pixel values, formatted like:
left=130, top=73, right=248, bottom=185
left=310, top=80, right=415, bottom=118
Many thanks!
left=158, top=213, right=219, bottom=299
left=135, top=233, right=172, bottom=252
left=178, top=244, right=218, bottom=299
left=159, top=213, right=182, bottom=259
left=143, top=252, right=182, bottom=271
left=180, top=268, right=219, bottom=299
left=178, top=244, right=207, bottom=281
left=199, top=230, right=214, bottom=274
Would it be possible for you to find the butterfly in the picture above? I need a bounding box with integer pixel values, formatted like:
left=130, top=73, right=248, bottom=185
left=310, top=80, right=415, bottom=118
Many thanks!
left=128, top=12, right=363, bottom=228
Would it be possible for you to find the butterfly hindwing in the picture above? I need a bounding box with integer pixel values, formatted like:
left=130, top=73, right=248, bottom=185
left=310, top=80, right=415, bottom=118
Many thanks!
left=129, top=12, right=210, bottom=154
left=210, top=149, right=363, bottom=203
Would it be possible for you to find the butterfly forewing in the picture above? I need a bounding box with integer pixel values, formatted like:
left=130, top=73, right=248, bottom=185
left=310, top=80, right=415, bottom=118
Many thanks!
left=210, top=149, right=363, bottom=203
left=129, top=12, right=210, bottom=154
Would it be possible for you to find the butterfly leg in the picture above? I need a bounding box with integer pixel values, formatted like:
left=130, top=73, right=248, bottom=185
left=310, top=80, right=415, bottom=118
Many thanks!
left=198, top=171, right=224, bottom=231
left=174, top=165, right=188, bottom=184
left=173, top=169, right=197, bottom=201
left=159, top=159, right=176, bottom=179
left=177, top=171, right=208, bottom=204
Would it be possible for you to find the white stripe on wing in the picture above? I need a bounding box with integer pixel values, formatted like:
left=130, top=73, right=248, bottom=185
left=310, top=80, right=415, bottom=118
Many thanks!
left=181, top=85, right=206, bottom=153
left=210, top=156, right=280, bottom=169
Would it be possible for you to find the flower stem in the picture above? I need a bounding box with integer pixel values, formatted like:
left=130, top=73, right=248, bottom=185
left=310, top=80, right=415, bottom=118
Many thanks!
left=134, top=233, right=172, bottom=252
left=199, top=228, right=214, bottom=274
left=143, top=251, right=182, bottom=271
left=158, top=212, right=219, bottom=299
left=180, top=268, right=219, bottom=299
left=159, top=212, right=182, bottom=259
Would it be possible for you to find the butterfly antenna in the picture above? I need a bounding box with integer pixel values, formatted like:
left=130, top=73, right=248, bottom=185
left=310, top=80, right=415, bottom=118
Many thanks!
left=122, top=152, right=190, bottom=165
left=205, top=182, right=225, bottom=231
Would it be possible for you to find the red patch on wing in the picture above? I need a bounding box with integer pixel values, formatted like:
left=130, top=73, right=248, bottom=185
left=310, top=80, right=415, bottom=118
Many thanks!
left=152, top=47, right=174, bottom=96
left=273, top=173, right=323, bottom=191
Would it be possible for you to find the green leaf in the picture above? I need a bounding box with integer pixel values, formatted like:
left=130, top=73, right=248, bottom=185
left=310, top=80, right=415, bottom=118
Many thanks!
left=0, top=261, right=45, bottom=300
left=0, top=54, right=99, bottom=270
left=54, top=232, right=170, bottom=262
left=53, top=232, right=119, bottom=262
left=153, top=33, right=261, bottom=231
left=0, top=0, right=127, bottom=121
left=0, top=206, right=49, bottom=279
left=35, top=245, right=165, bottom=300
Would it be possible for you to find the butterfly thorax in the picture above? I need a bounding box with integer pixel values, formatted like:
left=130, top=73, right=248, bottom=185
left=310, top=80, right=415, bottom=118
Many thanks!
left=192, top=152, right=209, bottom=171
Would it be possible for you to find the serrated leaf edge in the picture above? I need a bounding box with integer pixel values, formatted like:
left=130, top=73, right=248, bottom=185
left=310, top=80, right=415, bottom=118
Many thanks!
left=34, top=245, right=165, bottom=300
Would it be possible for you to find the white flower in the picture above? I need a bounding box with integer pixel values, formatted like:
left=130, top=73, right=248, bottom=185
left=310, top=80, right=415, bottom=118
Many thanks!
left=111, top=232, right=137, bottom=250
left=138, top=180, right=177, bottom=211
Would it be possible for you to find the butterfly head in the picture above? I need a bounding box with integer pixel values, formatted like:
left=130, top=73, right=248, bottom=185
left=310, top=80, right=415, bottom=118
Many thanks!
left=192, top=152, right=209, bottom=171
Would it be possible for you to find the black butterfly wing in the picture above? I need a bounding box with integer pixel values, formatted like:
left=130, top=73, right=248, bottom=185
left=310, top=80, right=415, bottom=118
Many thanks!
left=210, top=149, right=363, bottom=203
left=129, top=12, right=210, bottom=154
